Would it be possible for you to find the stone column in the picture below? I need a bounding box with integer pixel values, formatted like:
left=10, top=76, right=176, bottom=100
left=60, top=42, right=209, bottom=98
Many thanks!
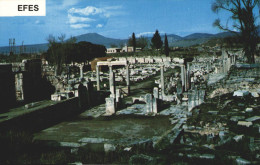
left=67, top=66, right=70, bottom=83
left=80, top=65, right=84, bottom=79
left=145, top=94, right=153, bottom=113
left=160, top=65, right=165, bottom=97
left=188, top=91, right=194, bottom=111
left=126, top=64, right=130, bottom=94
left=153, top=87, right=159, bottom=99
left=181, top=65, right=185, bottom=91
left=96, top=65, right=100, bottom=91
left=109, top=65, right=115, bottom=98
left=116, top=89, right=120, bottom=103
left=153, top=98, right=157, bottom=114
left=184, top=66, right=187, bottom=91
left=187, top=63, right=190, bottom=90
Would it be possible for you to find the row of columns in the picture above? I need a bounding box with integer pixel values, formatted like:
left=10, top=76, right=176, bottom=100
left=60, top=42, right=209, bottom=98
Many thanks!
left=96, top=64, right=130, bottom=95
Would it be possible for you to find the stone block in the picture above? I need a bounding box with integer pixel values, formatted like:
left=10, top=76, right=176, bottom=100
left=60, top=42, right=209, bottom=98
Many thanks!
left=233, top=90, right=249, bottom=97
left=105, top=97, right=115, bottom=115
left=245, top=108, right=253, bottom=112
left=233, top=135, right=244, bottom=142
left=246, top=116, right=260, bottom=122
left=251, top=92, right=259, bottom=98
left=51, top=94, right=61, bottom=101
left=104, top=143, right=116, bottom=152
left=237, top=121, right=253, bottom=127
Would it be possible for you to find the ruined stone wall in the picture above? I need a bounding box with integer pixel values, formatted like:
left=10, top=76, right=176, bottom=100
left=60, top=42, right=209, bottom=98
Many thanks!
left=0, top=97, right=80, bottom=132
left=0, top=64, right=16, bottom=112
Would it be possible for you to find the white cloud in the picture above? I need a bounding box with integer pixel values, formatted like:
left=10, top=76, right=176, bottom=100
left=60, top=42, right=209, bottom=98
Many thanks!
left=68, top=5, right=124, bottom=29
left=96, top=24, right=103, bottom=28
left=68, top=14, right=95, bottom=24
left=70, top=24, right=91, bottom=29
left=68, top=6, right=105, bottom=17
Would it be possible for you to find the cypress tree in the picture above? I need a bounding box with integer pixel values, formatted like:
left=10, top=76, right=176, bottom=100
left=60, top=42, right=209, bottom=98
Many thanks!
left=164, top=34, right=169, bottom=56
left=132, top=32, right=136, bottom=52
left=151, top=30, right=163, bottom=50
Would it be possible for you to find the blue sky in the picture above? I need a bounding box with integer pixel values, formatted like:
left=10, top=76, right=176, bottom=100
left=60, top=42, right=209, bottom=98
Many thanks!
left=0, top=0, right=230, bottom=46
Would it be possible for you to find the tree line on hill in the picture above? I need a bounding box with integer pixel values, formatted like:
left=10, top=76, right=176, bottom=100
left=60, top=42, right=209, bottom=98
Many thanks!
left=127, top=30, right=170, bottom=56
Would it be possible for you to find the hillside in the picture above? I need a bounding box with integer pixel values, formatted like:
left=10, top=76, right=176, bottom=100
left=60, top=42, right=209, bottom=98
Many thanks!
left=76, top=33, right=127, bottom=48
left=0, top=31, right=238, bottom=54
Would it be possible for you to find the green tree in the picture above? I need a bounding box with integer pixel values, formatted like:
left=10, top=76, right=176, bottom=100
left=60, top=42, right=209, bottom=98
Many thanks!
left=132, top=33, right=136, bottom=52
left=151, top=30, right=163, bottom=50
left=128, top=32, right=136, bottom=52
left=212, top=0, right=260, bottom=63
left=46, top=34, right=64, bottom=75
left=137, top=36, right=148, bottom=49
left=77, top=41, right=106, bottom=63
left=164, top=34, right=170, bottom=56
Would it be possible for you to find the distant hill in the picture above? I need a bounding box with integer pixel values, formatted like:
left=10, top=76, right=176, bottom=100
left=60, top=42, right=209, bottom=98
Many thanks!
left=75, top=33, right=127, bottom=48
left=0, top=31, right=244, bottom=54
left=184, top=33, right=214, bottom=40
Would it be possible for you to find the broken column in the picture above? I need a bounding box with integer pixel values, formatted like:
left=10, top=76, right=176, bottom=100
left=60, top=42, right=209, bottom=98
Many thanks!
left=152, top=87, right=158, bottom=114
left=126, top=64, right=130, bottom=94
left=106, top=97, right=115, bottom=114
left=116, top=89, right=121, bottom=103
left=153, top=97, right=158, bottom=114
left=80, top=65, right=84, bottom=79
left=160, top=65, right=165, bottom=98
left=96, top=65, right=100, bottom=91
left=181, top=65, right=185, bottom=91
left=109, top=65, right=116, bottom=98
left=153, top=87, right=159, bottom=99
left=188, top=91, right=194, bottom=111
left=184, top=65, right=187, bottom=91
left=186, top=63, right=191, bottom=90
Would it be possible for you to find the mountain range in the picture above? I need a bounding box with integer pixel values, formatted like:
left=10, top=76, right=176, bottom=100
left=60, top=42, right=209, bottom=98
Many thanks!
left=0, top=32, right=235, bottom=54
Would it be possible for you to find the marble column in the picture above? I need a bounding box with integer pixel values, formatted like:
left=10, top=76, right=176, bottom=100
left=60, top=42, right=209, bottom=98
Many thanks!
left=80, top=65, right=84, bottom=79
left=187, top=63, right=190, bottom=90
left=126, top=64, right=130, bottom=94
left=96, top=65, right=100, bottom=91
left=160, top=65, right=165, bottom=97
left=109, top=65, right=115, bottom=98
left=181, top=65, right=185, bottom=91
left=153, top=87, right=159, bottom=99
